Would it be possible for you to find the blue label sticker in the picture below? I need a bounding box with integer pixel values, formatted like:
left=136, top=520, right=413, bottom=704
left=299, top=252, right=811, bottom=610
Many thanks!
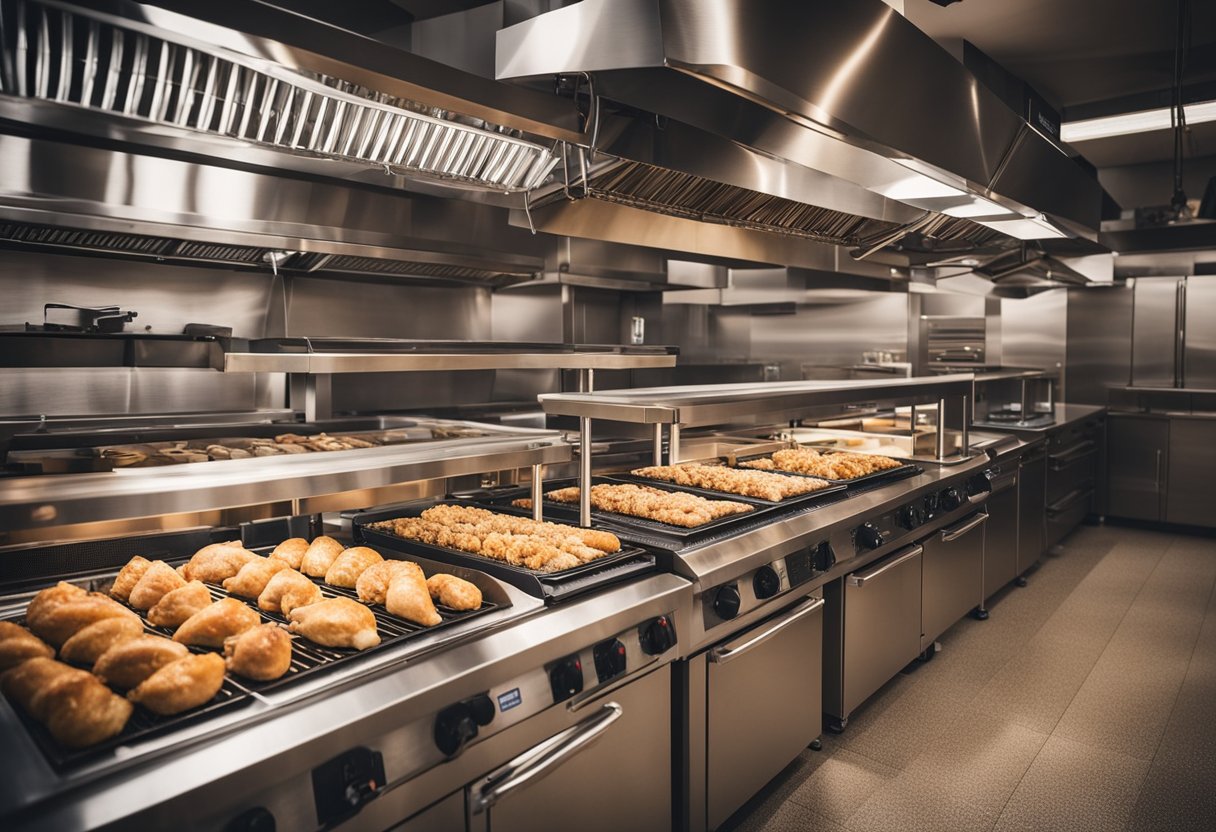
left=497, top=688, right=522, bottom=712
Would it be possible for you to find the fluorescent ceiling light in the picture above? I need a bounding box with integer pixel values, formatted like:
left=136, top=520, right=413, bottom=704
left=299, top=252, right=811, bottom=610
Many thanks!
left=1061, top=100, right=1216, bottom=142
left=941, top=196, right=1013, bottom=218
left=874, top=173, right=966, bottom=200
left=976, top=215, right=1067, bottom=240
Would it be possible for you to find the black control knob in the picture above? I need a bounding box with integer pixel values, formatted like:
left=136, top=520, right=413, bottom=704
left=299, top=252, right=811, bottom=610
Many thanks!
left=225, top=808, right=276, bottom=832
left=811, top=541, right=836, bottom=573
left=713, top=584, right=742, bottom=619
left=898, top=505, right=924, bottom=530
left=753, top=566, right=780, bottom=600
left=593, top=638, right=628, bottom=682
left=434, top=703, right=480, bottom=757
left=855, top=523, right=885, bottom=551
left=639, top=615, right=675, bottom=655
left=466, top=693, right=495, bottom=728
left=939, top=487, right=964, bottom=512
left=549, top=655, right=584, bottom=703
left=967, top=473, right=993, bottom=498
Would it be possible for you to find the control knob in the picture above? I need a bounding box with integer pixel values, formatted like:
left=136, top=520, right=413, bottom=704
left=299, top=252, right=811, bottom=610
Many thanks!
left=434, top=694, right=495, bottom=757
left=897, top=505, right=924, bottom=530
left=811, top=542, right=836, bottom=573
left=713, top=584, right=742, bottom=619
left=593, top=638, right=628, bottom=682
left=855, top=523, right=885, bottom=551
left=939, top=487, right=964, bottom=512
left=752, top=567, right=780, bottom=600
left=639, top=615, right=675, bottom=655
left=225, top=808, right=276, bottom=832
left=548, top=655, right=584, bottom=703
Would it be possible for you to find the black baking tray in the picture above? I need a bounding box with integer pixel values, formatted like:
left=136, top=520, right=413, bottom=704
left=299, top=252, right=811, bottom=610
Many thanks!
left=608, top=471, right=847, bottom=508
left=352, top=500, right=657, bottom=603
left=475, top=477, right=778, bottom=542
left=733, top=452, right=922, bottom=488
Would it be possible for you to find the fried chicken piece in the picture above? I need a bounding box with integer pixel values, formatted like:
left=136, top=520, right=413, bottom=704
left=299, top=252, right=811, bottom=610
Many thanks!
left=128, top=560, right=188, bottom=610
left=0, top=621, right=55, bottom=671
left=426, top=574, right=482, bottom=611
left=324, top=546, right=383, bottom=588
left=268, top=538, right=309, bottom=570
left=223, top=623, right=292, bottom=681
left=257, top=569, right=323, bottom=616
left=93, top=635, right=189, bottom=689
left=26, top=585, right=141, bottom=647
left=40, top=671, right=133, bottom=748
left=2, top=657, right=79, bottom=719
left=300, top=536, right=345, bottom=578
left=745, top=448, right=902, bottom=480
left=181, top=542, right=259, bottom=583
left=110, top=556, right=152, bottom=602
left=59, top=616, right=144, bottom=665
left=385, top=569, right=441, bottom=626
left=355, top=560, right=423, bottom=605
left=632, top=463, right=829, bottom=501
left=222, top=558, right=289, bottom=598
left=288, top=598, right=380, bottom=650
left=173, top=598, right=260, bottom=648
left=146, top=581, right=213, bottom=629
left=127, top=653, right=225, bottom=715
left=545, top=484, right=753, bottom=529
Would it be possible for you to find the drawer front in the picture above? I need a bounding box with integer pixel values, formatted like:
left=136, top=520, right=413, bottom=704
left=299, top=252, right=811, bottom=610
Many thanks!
left=984, top=487, right=1019, bottom=598
left=1045, top=486, right=1094, bottom=547
left=922, top=512, right=986, bottom=649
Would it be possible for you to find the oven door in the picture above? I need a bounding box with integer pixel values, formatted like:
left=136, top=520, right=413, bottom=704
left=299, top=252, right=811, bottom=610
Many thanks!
left=467, top=665, right=671, bottom=832
left=921, top=511, right=987, bottom=650
left=705, top=596, right=824, bottom=830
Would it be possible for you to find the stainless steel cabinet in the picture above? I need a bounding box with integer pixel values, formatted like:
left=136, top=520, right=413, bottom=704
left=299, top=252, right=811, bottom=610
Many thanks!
left=1183, top=276, right=1216, bottom=388
left=921, top=512, right=987, bottom=650
left=1166, top=418, right=1216, bottom=527
left=1018, top=447, right=1046, bottom=573
left=706, top=597, right=823, bottom=830
left=1107, top=414, right=1169, bottom=521
left=1132, top=277, right=1184, bottom=387
left=983, top=469, right=1019, bottom=599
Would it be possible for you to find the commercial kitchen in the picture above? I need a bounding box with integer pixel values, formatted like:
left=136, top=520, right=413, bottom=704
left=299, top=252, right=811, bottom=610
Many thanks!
left=1, top=1, right=1214, bottom=830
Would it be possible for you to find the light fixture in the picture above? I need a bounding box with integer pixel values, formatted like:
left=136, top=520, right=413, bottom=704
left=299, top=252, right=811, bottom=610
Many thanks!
left=874, top=174, right=967, bottom=200
left=975, top=215, right=1067, bottom=240
left=1061, top=100, right=1216, bottom=142
left=941, top=196, right=1013, bottom=218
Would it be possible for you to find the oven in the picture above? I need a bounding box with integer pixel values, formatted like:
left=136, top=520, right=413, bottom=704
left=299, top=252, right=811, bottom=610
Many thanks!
left=921, top=510, right=987, bottom=650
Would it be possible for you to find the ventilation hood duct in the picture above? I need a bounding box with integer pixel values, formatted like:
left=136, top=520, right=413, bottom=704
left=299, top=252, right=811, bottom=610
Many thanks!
left=0, top=0, right=581, bottom=197
left=932, top=247, right=1093, bottom=299
left=497, top=0, right=1103, bottom=247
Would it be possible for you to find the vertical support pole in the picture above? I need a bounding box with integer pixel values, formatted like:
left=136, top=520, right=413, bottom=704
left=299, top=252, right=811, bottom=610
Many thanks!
left=935, top=398, right=948, bottom=461
left=578, top=367, right=594, bottom=528
left=530, top=463, right=543, bottom=523
left=669, top=423, right=681, bottom=465
left=653, top=422, right=663, bottom=465
left=961, top=394, right=970, bottom=458
left=909, top=403, right=917, bottom=452
left=1020, top=378, right=1030, bottom=424
left=302, top=374, right=332, bottom=422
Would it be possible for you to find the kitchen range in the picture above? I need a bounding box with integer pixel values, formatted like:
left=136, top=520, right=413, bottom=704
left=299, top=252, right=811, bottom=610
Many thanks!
left=1, top=0, right=1211, bottom=830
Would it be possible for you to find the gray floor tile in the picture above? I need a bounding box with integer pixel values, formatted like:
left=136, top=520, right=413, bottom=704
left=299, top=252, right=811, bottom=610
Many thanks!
left=838, top=683, right=969, bottom=769
left=726, top=788, right=849, bottom=832
left=992, top=735, right=1150, bottom=832
left=785, top=749, right=899, bottom=824
left=845, top=778, right=997, bottom=832
left=1127, top=756, right=1216, bottom=832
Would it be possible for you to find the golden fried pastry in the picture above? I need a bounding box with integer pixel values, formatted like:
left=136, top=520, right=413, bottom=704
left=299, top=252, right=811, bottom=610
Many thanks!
left=93, top=635, right=189, bottom=689
left=324, top=547, right=383, bottom=588
left=741, top=448, right=903, bottom=480
left=632, top=463, right=830, bottom=501
left=127, top=653, right=225, bottom=715
left=222, top=557, right=289, bottom=598
left=1, top=657, right=79, bottom=720
left=300, top=536, right=345, bottom=578
left=181, top=542, right=259, bottom=583
left=0, top=621, right=55, bottom=671
left=110, top=556, right=152, bottom=602
left=26, top=585, right=141, bottom=647
left=544, top=483, right=753, bottom=529
left=386, top=569, right=441, bottom=626
left=127, top=560, right=188, bottom=610
left=173, top=598, right=260, bottom=648
left=268, top=538, right=309, bottom=570
left=355, top=560, right=422, bottom=605
left=257, top=569, right=323, bottom=616
left=426, top=574, right=482, bottom=611
left=146, top=581, right=213, bottom=629
left=40, top=672, right=133, bottom=748
left=288, top=598, right=380, bottom=650
left=59, top=617, right=144, bottom=665
left=223, top=623, right=292, bottom=681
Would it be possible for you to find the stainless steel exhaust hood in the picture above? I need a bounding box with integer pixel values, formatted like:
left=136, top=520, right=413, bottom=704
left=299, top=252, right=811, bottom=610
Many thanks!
left=497, top=0, right=1103, bottom=245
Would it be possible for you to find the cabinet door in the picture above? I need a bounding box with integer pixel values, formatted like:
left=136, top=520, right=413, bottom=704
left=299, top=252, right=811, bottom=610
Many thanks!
left=1106, top=416, right=1168, bottom=521
left=1166, top=419, right=1216, bottom=527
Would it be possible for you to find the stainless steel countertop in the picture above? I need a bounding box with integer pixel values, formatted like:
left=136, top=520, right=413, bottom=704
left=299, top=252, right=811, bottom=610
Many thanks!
left=975, top=404, right=1105, bottom=435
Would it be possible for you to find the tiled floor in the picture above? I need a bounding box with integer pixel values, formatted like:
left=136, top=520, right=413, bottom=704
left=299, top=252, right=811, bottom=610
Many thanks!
left=721, top=524, right=1216, bottom=832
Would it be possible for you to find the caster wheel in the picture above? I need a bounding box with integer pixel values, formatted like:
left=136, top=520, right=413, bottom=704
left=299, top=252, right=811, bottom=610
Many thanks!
left=918, top=644, right=936, bottom=663
left=825, top=717, right=847, bottom=734
left=1015, top=576, right=1029, bottom=588
left=810, top=738, right=823, bottom=751
left=972, top=607, right=990, bottom=621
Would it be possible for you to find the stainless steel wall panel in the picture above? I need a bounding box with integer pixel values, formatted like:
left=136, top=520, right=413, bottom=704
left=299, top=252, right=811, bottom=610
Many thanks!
left=1001, top=290, right=1067, bottom=400
left=1065, top=286, right=1133, bottom=405
left=1183, top=276, right=1216, bottom=389
left=1131, top=277, right=1183, bottom=388
left=285, top=277, right=491, bottom=339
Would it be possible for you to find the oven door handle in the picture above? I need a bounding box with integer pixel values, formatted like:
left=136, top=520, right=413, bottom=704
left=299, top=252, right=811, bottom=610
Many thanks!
left=940, top=512, right=988, bottom=542
left=708, top=596, right=823, bottom=665
left=848, top=545, right=923, bottom=587
left=471, top=702, right=623, bottom=814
